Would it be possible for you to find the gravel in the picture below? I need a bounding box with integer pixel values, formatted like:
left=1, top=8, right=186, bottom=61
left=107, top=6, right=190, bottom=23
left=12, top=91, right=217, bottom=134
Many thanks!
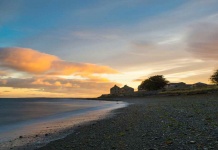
left=37, top=94, right=218, bottom=150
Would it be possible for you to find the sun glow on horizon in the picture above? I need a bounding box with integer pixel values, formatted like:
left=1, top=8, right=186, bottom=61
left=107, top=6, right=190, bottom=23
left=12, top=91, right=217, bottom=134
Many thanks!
left=0, top=1, right=218, bottom=97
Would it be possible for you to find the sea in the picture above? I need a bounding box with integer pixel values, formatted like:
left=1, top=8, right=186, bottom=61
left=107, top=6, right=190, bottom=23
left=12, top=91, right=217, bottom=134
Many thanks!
left=0, top=98, right=127, bottom=150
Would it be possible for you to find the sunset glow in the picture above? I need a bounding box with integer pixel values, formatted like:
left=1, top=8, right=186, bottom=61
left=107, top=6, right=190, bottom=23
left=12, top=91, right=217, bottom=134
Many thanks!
left=0, top=0, right=218, bottom=97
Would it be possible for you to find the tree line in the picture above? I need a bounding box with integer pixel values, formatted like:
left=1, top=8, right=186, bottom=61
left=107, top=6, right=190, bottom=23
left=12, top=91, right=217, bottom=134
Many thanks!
left=138, top=70, right=218, bottom=91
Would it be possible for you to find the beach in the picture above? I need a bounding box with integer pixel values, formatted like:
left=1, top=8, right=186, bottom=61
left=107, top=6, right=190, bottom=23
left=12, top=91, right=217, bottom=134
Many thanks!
left=37, top=93, right=218, bottom=150
left=0, top=99, right=127, bottom=150
left=2, top=1, right=218, bottom=150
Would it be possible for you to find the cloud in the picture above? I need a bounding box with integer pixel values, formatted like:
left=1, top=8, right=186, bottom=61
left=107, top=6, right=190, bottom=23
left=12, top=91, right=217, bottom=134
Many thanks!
left=186, top=23, right=218, bottom=60
left=0, top=47, right=59, bottom=73
left=0, top=47, right=119, bottom=97
left=103, top=40, right=189, bottom=70
left=3, top=91, right=10, bottom=93
left=50, top=61, right=118, bottom=76
left=73, top=31, right=120, bottom=41
left=0, top=71, right=8, bottom=76
left=0, top=77, right=119, bottom=97
left=0, top=47, right=118, bottom=77
left=132, top=59, right=215, bottom=84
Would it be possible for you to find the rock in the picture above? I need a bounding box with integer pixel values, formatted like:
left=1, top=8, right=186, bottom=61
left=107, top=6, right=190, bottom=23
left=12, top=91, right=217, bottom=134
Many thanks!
left=45, top=133, right=49, bottom=136
left=189, top=141, right=196, bottom=144
left=19, top=136, right=23, bottom=139
left=165, top=140, right=173, bottom=145
left=154, top=137, right=159, bottom=140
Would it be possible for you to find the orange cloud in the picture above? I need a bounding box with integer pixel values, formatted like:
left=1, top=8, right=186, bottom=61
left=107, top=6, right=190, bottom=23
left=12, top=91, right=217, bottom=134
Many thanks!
left=50, top=61, right=118, bottom=75
left=0, top=47, right=118, bottom=77
left=0, top=47, right=120, bottom=97
left=0, top=77, right=118, bottom=97
left=0, top=47, right=59, bottom=73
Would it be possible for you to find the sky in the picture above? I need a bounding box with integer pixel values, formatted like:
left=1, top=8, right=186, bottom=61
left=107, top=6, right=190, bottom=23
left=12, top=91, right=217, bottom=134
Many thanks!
left=0, top=0, right=218, bottom=98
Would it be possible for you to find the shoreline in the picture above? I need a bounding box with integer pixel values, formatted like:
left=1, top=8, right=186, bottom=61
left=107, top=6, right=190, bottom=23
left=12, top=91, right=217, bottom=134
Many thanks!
left=37, top=93, right=218, bottom=150
left=0, top=100, right=127, bottom=150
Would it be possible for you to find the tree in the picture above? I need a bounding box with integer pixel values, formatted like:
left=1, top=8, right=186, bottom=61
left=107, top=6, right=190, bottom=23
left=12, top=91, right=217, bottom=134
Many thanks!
left=138, top=75, right=169, bottom=91
left=210, top=70, right=218, bottom=85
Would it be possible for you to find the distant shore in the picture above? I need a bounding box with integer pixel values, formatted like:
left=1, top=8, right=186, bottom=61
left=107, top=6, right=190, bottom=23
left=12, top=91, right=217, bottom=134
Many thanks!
left=98, top=86, right=218, bottom=99
left=38, top=93, right=218, bottom=150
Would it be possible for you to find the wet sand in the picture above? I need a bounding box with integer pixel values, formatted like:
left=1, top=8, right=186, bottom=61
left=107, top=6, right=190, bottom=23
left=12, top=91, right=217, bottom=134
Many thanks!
left=37, top=94, right=218, bottom=150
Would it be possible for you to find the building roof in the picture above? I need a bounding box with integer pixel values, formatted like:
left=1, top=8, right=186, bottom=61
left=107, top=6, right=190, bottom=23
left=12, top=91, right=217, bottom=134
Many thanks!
left=111, top=85, right=120, bottom=89
left=122, top=85, right=134, bottom=89
left=193, top=82, right=207, bottom=85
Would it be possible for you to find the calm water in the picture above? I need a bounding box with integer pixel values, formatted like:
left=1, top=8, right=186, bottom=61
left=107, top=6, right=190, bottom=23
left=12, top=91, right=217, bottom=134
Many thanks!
left=0, top=98, right=124, bottom=131
left=0, top=98, right=127, bottom=149
left=0, top=98, right=105, bottom=126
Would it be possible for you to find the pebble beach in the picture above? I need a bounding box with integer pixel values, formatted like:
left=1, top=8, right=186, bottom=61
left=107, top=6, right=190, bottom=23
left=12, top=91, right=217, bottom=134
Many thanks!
left=37, top=93, right=218, bottom=150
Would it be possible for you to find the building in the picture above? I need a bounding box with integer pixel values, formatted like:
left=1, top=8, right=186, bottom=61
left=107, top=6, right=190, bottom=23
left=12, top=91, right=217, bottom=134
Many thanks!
left=110, top=85, right=121, bottom=95
left=165, top=82, right=190, bottom=90
left=120, top=85, right=134, bottom=96
left=110, top=85, right=134, bottom=96
left=192, top=82, right=208, bottom=88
